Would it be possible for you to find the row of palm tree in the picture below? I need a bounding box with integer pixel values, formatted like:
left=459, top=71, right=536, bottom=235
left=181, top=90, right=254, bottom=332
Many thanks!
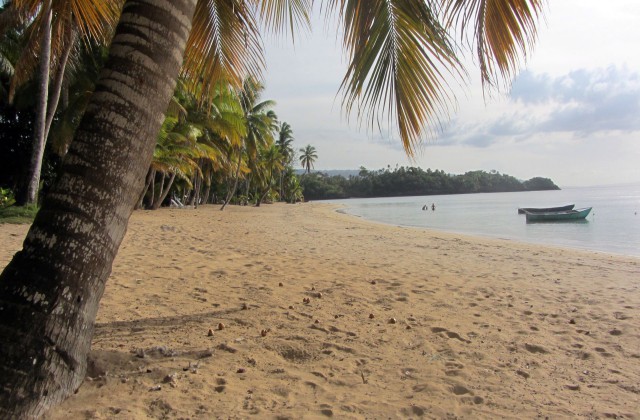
left=0, top=0, right=316, bottom=208
left=137, top=77, right=309, bottom=210
left=1, top=3, right=314, bottom=209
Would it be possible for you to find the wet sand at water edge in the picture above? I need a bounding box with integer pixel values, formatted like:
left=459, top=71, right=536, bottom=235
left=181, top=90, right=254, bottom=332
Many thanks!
left=1, top=202, right=639, bottom=419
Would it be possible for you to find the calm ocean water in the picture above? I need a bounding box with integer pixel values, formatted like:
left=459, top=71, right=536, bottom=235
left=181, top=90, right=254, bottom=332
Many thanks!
left=326, top=184, right=640, bottom=258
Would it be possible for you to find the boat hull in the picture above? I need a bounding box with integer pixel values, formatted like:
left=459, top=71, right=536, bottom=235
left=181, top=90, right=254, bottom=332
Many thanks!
left=525, top=207, right=592, bottom=222
left=518, top=204, right=575, bottom=214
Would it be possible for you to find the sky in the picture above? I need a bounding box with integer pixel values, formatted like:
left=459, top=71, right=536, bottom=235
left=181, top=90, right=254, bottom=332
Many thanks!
left=261, top=1, right=640, bottom=187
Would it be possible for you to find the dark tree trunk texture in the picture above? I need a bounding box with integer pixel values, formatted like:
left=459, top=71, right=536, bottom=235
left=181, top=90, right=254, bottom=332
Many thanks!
left=0, top=1, right=197, bottom=417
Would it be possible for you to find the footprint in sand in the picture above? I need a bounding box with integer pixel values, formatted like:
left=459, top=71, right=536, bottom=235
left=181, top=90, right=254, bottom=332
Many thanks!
left=524, top=343, right=549, bottom=354
left=431, top=327, right=471, bottom=343
left=451, top=383, right=471, bottom=395
left=401, top=405, right=427, bottom=416
left=444, top=361, right=465, bottom=377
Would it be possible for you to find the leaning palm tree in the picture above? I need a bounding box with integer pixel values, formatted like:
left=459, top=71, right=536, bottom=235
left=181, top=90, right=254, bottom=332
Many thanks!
left=299, top=144, right=317, bottom=174
left=0, top=1, right=546, bottom=417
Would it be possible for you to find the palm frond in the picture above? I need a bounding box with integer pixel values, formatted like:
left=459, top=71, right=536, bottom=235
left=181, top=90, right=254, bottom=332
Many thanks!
left=61, top=0, right=121, bottom=44
left=182, top=0, right=264, bottom=102
left=0, top=52, right=15, bottom=77
left=442, top=0, right=545, bottom=90
left=8, top=0, right=120, bottom=97
left=256, top=0, right=312, bottom=39
left=0, top=3, right=25, bottom=39
left=13, top=0, right=120, bottom=42
left=330, top=0, right=464, bottom=156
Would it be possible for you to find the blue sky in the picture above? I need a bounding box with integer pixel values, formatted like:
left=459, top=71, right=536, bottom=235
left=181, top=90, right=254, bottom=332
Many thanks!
left=262, top=1, right=640, bottom=187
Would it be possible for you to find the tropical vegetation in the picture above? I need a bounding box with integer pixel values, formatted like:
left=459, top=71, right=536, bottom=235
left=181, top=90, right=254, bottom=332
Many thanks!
left=1, top=35, right=305, bottom=210
left=299, top=144, right=317, bottom=174
left=0, top=0, right=546, bottom=417
left=299, top=167, right=559, bottom=201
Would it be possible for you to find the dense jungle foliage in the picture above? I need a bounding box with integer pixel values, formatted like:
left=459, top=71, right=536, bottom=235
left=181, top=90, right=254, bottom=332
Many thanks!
left=299, top=167, right=559, bottom=201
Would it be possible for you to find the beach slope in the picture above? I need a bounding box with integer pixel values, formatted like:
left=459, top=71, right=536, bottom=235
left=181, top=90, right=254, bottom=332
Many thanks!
left=1, top=203, right=638, bottom=419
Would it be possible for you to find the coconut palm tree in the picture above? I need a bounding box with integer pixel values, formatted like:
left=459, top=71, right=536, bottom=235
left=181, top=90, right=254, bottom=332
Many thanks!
left=0, top=0, right=545, bottom=417
left=276, top=121, right=294, bottom=199
left=142, top=78, right=246, bottom=208
left=221, top=77, right=277, bottom=210
left=280, top=165, right=303, bottom=203
left=255, top=143, right=284, bottom=206
left=299, top=144, right=317, bottom=174
left=277, top=121, right=295, bottom=162
left=285, top=172, right=304, bottom=203
left=3, top=0, right=120, bottom=205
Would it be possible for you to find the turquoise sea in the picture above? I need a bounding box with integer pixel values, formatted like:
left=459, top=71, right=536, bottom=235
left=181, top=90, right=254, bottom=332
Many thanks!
left=327, top=184, right=640, bottom=258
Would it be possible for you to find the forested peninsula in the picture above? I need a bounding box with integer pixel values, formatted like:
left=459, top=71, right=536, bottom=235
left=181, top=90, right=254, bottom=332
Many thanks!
left=300, top=167, right=559, bottom=201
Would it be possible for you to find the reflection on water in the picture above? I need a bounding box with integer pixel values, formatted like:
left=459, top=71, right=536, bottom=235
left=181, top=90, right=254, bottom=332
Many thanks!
left=526, top=219, right=590, bottom=224
left=326, top=184, right=640, bottom=257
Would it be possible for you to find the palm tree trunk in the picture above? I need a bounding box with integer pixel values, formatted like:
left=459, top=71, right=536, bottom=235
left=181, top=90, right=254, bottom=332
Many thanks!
left=136, top=168, right=154, bottom=210
left=152, top=173, right=175, bottom=210
left=256, top=171, right=273, bottom=207
left=193, top=173, right=201, bottom=208
left=202, top=170, right=212, bottom=204
left=44, top=30, right=75, bottom=142
left=221, top=151, right=242, bottom=210
left=153, top=173, right=167, bottom=208
left=25, top=0, right=52, bottom=206
left=0, top=1, right=197, bottom=417
left=149, top=169, right=156, bottom=206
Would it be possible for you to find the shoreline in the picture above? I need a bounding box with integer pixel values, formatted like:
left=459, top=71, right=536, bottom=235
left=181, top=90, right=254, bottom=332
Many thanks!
left=329, top=200, right=640, bottom=259
left=332, top=202, right=640, bottom=261
left=1, top=202, right=639, bottom=418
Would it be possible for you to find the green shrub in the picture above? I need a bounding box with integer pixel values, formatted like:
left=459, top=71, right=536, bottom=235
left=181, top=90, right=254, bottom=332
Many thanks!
left=0, top=188, right=16, bottom=209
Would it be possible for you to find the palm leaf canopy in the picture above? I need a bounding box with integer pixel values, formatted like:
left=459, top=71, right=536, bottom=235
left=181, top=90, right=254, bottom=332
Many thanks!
left=5, top=0, right=121, bottom=99
left=442, top=0, right=545, bottom=90
left=182, top=0, right=313, bottom=103
left=325, top=0, right=545, bottom=156
left=4, top=0, right=545, bottom=160
left=12, top=0, right=121, bottom=42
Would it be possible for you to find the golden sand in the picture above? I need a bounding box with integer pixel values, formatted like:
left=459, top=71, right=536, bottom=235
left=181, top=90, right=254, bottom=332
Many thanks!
left=1, top=203, right=639, bottom=419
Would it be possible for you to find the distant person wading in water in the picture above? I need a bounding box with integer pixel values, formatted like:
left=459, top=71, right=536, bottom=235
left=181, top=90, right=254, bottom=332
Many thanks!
left=432, top=203, right=436, bottom=211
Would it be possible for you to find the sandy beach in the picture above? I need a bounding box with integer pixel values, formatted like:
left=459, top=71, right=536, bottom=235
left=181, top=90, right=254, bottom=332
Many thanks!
left=1, top=202, right=639, bottom=419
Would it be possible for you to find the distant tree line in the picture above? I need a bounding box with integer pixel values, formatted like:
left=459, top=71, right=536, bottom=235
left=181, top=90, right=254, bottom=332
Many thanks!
left=300, top=166, right=559, bottom=200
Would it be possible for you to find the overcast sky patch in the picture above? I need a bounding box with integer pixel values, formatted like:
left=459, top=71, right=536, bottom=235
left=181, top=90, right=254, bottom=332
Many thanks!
left=438, top=66, right=640, bottom=148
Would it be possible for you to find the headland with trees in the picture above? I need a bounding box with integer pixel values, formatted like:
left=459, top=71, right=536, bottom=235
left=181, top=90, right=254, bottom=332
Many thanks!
left=300, top=167, right=559, bottom=201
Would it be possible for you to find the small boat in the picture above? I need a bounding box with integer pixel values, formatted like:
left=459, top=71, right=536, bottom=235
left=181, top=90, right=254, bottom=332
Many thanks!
left=525, top=207, right=592, bottom=222
left=518, top=204, right=574, bottom=214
